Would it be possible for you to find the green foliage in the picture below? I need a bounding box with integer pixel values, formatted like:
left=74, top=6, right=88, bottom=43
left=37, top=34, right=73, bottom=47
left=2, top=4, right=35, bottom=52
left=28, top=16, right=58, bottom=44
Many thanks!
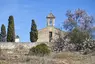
left=69, top=28, right=90, bottom=51
left=0, top=34, right=1, bottom=42
left=1, top=24, right=6, bottom=42
left=29, top=43, right=50, bottom=56
left=30, top=19, right=38, bottom=42
left=62, top=9, right=94, bottom=51
left=1, top=24, right=6, bottom=37
left=0, top=48, right=1, bottom=54
left=7, top=16, right=15, bottom=42
left=70, top=28, right=90, bottom=44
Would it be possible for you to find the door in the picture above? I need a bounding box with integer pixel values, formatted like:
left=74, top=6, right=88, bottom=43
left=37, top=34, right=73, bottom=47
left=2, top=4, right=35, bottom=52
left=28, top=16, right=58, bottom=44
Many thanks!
left=49, top=32, right=52, bottom=42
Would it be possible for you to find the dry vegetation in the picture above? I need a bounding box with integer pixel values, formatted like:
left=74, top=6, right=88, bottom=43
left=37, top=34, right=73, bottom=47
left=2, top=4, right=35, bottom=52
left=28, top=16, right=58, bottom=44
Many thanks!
left=0, top=49, right=95, bottom=64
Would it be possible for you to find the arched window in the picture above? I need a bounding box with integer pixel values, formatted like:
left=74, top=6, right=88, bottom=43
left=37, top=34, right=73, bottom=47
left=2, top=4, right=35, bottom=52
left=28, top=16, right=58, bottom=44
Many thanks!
left=49, top=19, right=52, bottom=26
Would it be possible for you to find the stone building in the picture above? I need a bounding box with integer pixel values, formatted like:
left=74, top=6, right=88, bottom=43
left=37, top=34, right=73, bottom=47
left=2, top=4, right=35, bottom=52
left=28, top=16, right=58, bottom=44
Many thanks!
left=37, top=13, right=65, bottom=43
left=15, top=35, right=20, bottom=42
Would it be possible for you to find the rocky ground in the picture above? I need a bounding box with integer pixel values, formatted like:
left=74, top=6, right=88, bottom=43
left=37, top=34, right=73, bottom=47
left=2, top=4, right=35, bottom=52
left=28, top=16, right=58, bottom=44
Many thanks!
left=0, top=51, right=95, bottom=64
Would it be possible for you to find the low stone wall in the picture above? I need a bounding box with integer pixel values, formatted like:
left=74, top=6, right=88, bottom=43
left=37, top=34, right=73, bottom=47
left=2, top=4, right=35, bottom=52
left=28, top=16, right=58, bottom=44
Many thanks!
left=0, top=42, right=37, bottom=49
left=0, top=42, right=52, bottom=55
left=0, top=42, right=52, bottom=49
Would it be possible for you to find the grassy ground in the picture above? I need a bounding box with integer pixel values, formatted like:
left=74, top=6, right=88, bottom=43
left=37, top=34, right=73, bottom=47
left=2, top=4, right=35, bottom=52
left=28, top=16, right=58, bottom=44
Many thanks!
left=53, top=52, right=95, bottom=64
left=0, top=51, right=95, bottom=64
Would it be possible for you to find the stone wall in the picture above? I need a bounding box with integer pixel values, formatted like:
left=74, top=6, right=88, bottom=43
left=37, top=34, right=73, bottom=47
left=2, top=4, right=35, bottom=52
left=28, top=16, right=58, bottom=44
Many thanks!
left=0, top=42, right=52, bottom=55
left=0, top=42, right=52, bottom=50
left=37, top=26, right=65, bottom=42
left=0, top=42, right=37, bottom=49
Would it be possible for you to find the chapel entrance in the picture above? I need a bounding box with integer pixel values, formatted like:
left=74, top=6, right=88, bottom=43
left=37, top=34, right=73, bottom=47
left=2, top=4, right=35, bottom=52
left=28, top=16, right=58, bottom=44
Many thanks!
left=49, top=32, right=52, bottom=42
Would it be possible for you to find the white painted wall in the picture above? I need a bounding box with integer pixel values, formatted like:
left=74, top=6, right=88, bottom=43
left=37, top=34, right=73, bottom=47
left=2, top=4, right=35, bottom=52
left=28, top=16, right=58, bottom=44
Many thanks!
left=15, top=38, right=20, bottom=42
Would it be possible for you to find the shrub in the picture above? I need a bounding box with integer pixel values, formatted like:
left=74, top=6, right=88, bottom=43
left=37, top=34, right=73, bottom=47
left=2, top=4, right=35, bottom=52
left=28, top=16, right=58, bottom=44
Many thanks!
left=0, top=49, right=1, bottom=55
left=29, top=43, right=50, bottom=56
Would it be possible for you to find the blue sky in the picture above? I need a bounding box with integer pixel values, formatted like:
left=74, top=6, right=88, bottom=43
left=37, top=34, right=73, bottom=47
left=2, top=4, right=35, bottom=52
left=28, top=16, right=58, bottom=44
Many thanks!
left=0, top=0, right=95, bottom=42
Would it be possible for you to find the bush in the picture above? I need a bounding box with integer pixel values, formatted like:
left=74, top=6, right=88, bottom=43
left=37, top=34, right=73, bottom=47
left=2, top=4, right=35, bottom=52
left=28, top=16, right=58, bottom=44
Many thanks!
left=0, top=48, right=2, bottom=55
left=29, top=43, right=50, bottom=56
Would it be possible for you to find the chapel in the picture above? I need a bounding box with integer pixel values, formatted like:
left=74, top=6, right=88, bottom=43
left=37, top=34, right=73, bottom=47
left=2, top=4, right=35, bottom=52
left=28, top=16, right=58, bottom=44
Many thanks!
left=37, top=13, right=65, bottom=43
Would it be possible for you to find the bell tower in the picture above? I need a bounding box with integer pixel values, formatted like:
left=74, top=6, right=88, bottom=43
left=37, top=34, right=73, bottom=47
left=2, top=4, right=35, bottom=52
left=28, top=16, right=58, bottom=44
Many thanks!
left=46, top=13, right=55, bottom=27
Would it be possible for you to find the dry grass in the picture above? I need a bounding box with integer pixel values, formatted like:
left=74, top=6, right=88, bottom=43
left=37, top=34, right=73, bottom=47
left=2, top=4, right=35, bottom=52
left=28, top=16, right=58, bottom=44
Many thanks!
left=0, top=49, right=95, bottom=64
left=53, top=52, right=95, bottom=64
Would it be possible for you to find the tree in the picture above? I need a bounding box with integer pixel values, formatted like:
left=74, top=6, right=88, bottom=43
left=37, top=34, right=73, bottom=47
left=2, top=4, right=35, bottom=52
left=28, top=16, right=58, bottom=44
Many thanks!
left=64, top=9, right=94, bottom=41
left=64, top=9, right=94, bottom=32
left=70, top=28, right=90, bottom=51
left=0, top=33, right=1, bottom=42
left=7, top=16, right=15, bottom=42
left=53, top=9, right=94, bottom=52
left=1, top=24, right=6, bottom=42
left=30, top=19, right=38, bottom=42
left=63, top=9, right=94, bottom=51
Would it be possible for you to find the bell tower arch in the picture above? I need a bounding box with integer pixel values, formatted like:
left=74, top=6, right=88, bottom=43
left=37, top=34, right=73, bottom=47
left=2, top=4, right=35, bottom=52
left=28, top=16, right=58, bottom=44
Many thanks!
left=46, top=13, right=55, bottom=27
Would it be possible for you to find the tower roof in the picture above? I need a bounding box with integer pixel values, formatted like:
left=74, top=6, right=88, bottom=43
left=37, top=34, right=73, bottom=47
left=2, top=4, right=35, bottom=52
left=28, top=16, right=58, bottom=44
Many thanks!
left=15, top=35, right=19, bottom=38
left=46, top=13, right=55, bottom=18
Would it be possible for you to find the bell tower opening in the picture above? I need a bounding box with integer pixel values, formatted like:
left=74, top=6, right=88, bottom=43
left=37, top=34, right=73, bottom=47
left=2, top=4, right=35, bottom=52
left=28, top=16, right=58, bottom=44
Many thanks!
left=46, top=13, right=55, bottom=27
left=49, top=19, right=53, bottom=26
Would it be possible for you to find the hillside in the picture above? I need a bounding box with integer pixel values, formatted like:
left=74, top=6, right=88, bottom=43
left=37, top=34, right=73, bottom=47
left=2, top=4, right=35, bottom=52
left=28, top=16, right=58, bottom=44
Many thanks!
left=0, top=48, right=95, bottom=64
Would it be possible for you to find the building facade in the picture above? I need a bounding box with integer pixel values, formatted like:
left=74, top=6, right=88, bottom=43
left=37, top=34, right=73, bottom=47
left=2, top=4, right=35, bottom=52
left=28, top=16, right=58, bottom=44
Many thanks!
left=37, top=13, right=65, bottom=43
left=15, top=35, right=20, bottom=42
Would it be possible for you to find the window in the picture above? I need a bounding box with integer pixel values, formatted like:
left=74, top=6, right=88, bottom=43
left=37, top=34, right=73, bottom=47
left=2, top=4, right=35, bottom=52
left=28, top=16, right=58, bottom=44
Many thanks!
left=49, top=32, right=52, bottom=42
left=49, top=19, right=52, bottom=26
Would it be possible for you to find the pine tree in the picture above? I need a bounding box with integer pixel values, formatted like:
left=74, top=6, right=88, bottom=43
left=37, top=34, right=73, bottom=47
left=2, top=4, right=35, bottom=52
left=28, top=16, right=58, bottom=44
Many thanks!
left=7, top=16, right=15, bottom=42
left=1, top=24, right=6, bottom=42
left=0, top=33, right=1, bottom=42
left=30, top=19, right=38, bottom=42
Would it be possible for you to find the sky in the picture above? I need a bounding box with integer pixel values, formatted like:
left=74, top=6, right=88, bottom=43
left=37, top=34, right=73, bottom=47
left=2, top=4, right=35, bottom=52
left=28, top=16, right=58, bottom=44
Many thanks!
left=0, top=0, right=95, bottom=42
